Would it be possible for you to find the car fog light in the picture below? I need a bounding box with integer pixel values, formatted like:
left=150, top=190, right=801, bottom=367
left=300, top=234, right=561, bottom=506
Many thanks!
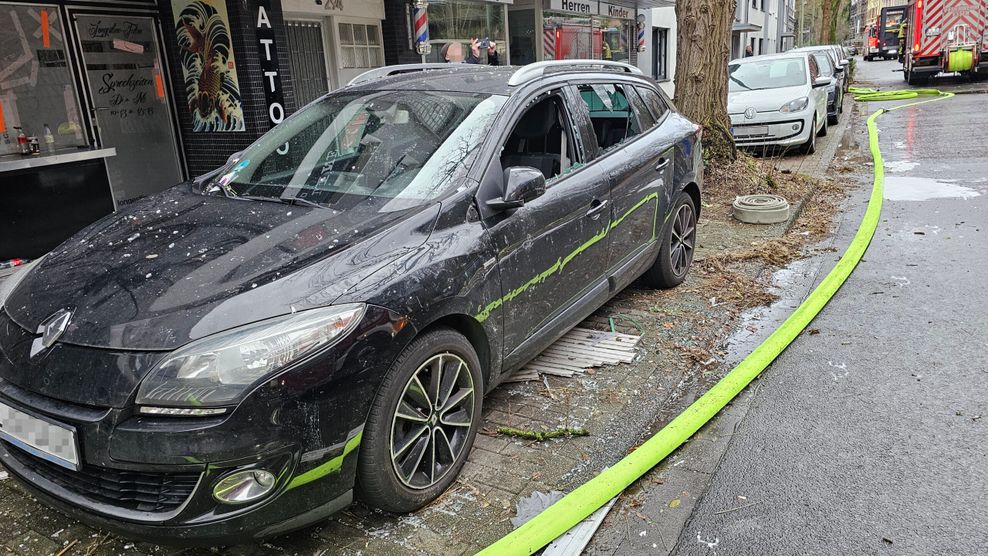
left=792, top=124, right=800, bottom=131
left=213, top=469, right=277, bottom=504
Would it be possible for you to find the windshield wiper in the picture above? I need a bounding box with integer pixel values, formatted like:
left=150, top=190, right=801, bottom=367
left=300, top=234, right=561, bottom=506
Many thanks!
left=729, top=75, right=753, bottom=91
left=234, top=194, right=327, bottom=210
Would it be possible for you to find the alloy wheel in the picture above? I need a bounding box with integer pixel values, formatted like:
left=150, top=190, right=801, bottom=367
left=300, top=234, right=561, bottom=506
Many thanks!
left=390, top=353, right=476, bottom=490
left=669, top=202, right=696, bottom=277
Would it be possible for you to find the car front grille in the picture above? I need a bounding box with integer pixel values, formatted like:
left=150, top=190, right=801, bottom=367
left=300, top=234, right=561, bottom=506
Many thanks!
left=3, top=441, right=200, bottom=514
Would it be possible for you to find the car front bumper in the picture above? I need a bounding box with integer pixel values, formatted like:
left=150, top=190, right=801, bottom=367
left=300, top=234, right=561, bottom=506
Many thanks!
left=0, top=305, right=414, bottom=544
left=729, top=111, right=813, bottom=148
left=0, top=438, right=353, bottom=544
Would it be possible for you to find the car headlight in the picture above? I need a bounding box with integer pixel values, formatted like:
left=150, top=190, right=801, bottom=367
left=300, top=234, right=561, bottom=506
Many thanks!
left=779, top=97, right=810, bottom=113
left=136, top=304, right=365, bottom=414
left=0, top=257, right=44, bottom=312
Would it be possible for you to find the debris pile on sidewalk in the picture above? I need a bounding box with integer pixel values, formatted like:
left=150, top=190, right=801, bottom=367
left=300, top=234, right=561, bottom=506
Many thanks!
left=505, top=327, right=642, bottom=382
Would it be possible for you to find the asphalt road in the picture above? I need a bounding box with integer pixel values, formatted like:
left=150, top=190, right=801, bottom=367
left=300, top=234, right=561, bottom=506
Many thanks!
left=665, top=60, right=988, bottom=554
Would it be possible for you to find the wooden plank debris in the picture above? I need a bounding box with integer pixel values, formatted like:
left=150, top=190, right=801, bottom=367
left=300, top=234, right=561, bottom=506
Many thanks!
left=505, top=327, right=642, bottom=382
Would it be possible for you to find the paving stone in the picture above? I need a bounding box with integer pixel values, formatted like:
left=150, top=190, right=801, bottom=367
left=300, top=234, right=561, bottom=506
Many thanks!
left=8, top=529, right=60, bottom=556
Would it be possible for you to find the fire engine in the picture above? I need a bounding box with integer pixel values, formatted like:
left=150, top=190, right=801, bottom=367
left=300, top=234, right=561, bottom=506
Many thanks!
left=866, top=5, right=909, bottom=60
left=903, top=0, right=988, bottom=83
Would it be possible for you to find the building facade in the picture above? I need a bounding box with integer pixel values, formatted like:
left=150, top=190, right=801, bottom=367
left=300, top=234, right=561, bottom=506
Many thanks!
left=732, top=0, right=797, bottom=59
left=382, top=0, right=650, bottom=68
left=638, top=3, right=675, bottom=96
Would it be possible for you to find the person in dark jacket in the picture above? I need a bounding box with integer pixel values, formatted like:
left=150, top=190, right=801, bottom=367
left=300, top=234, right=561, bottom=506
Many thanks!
left=442, top=39, right=499, bottom=65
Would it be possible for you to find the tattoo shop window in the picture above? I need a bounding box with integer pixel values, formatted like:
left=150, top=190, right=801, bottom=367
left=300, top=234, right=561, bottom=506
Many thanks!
left=0, top=3, right=88, bottom=149
left=339, top=23, right=383, bottom=69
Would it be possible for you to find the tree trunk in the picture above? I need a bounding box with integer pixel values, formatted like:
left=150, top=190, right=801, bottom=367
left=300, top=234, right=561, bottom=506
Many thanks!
left=674, top=0, right=738, bottom=164
left=820, top=0, right=833, bottom=44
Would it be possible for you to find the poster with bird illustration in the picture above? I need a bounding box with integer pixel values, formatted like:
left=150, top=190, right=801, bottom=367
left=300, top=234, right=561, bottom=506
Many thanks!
left=172, top=0, right=245, bottom=131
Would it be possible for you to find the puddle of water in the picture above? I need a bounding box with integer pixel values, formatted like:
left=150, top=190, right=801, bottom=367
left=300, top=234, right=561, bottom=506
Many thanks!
left=884, top=160, right=919, bottom=173
left=884, top=176, right=981, bottom=201
left=725, top=258, right=818, bottom=365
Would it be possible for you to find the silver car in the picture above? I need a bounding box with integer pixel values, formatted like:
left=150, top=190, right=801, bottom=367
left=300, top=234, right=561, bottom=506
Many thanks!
left=791, top=46, right=844, bottom=125
left=728, top=53, right=830, bottom=155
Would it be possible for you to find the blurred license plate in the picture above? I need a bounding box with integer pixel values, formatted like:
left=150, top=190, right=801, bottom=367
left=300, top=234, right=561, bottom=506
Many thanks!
left=734, top=126, right=768, bottom=137
left=0, top=400, right=79, bottom=470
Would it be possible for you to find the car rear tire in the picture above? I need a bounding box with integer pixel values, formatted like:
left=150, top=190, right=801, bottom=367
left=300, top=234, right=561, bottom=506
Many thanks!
left=817, top=113, right=828, bottom=137
left=356, top=328, right=483, bottom=513
left=643, top=191, right=696, bottom=289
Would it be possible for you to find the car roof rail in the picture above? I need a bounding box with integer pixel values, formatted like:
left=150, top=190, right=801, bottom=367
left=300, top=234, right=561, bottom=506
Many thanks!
left=346, top=64, right=481, bottom=87
left=507, top=59, right=643, bottom=86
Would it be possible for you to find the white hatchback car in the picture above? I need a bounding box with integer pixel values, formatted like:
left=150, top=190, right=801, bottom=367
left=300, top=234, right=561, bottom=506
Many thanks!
left=728, top=53, right=830, bottom=154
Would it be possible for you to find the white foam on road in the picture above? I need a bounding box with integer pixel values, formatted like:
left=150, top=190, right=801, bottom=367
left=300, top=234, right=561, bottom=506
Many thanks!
left=884, top=160, right=919, bottom=173
left=884, top=176, right=981, bottom=201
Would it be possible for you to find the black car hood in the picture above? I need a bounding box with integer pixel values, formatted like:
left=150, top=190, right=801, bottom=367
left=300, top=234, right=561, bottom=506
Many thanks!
left=3, top=184, right=438, bottom=350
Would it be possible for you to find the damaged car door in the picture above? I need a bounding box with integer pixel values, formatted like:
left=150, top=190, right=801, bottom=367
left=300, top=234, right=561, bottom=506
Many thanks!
left=477, top=88, right=610, bottom=370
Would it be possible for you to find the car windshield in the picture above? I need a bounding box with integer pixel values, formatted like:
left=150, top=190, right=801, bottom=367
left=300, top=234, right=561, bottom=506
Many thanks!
left=209, top=90, right=506, bottom=212
left=729, top=57, right=807, bottom=92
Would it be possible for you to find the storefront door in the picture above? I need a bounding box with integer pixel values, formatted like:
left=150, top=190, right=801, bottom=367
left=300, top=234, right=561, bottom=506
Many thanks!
left=285, top=20, right=330, bottom=106
left=73, top=14, right=182, bottom=203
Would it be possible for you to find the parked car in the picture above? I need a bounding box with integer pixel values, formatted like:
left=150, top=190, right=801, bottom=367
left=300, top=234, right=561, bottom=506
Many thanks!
left=0, top=60, right=703, bottom=544
left=791, top=46, right=845, bottom=124
left=728, top=53, right=830, bottom=155
left=827, top=44, right=852, bottom=92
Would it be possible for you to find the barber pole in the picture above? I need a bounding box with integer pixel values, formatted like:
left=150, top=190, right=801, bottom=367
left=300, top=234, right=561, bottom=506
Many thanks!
left=636, top=14, right=647, bottom=52
left=414, top=2, right=431, bottom=55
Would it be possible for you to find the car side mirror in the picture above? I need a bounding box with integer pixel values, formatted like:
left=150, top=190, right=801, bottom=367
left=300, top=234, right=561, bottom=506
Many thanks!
left=813, top=76, right=831, bottom=88
left=839, top=59, right=849, bottom=66
left=487, top=166, right=546, bottom=212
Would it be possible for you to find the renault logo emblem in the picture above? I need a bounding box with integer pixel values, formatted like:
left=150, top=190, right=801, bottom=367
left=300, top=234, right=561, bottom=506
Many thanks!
left=744, top=107, right=757, bottom=120
left=38, top=309, right=72, bottom=349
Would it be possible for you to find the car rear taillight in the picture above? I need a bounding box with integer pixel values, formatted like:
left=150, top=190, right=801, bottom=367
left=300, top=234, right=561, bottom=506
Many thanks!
left=693, top=123, right=703, bottom=141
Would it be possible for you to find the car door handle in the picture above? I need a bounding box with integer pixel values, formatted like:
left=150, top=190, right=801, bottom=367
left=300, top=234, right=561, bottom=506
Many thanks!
left=655, top=157, right=670, bottom=171
left=586, top=199, right=608, bottom=219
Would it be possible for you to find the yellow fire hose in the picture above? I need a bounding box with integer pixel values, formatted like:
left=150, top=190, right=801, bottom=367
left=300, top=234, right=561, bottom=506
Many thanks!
left=946, top=49, right=976, bottom=73
left=477, top=87, right=954, bottom=556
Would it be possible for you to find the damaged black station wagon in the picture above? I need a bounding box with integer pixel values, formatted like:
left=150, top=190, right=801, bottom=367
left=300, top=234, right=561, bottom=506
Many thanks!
left=0, top=61, right=702, bottom=543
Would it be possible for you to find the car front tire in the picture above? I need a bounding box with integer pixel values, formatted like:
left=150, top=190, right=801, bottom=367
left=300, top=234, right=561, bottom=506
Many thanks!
left=799, top=118, right=817, bottom=155
left=356, top=327, right=483, bottom=513
left=643, top=191, right=697, bottom=289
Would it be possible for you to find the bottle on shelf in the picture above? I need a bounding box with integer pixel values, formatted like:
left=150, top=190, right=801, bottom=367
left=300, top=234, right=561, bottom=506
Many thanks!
left=15, top=126, right=30, bottom=155
left=43, top=124, right=55, bottom=153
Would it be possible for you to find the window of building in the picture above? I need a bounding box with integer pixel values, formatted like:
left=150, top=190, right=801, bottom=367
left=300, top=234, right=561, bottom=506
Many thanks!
left=425, top=1, right=507, bottom=64
left=339, top=22, right=383, bottom=69
left=0, top=3, right=88, bottom=152
left=576, top=83, right=642, bottom=153
left=508, top=8, right=536, bottom=65
left=652, top=28, right=669, bottom=80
